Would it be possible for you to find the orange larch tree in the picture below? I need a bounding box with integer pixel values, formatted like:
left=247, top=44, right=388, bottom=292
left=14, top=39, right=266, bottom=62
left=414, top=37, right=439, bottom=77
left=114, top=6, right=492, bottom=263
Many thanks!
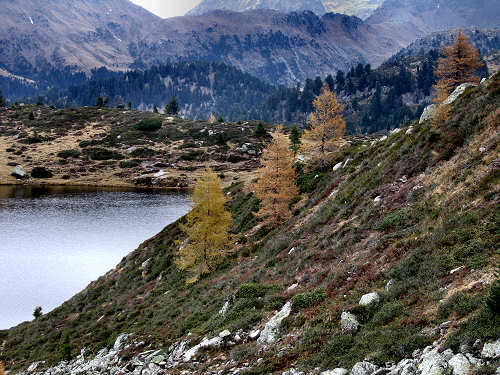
left=254, top=126, right=298, bottom=227
left=434, top=30, right=483, bottom=102
left=302, top=84, right=345, bottom=166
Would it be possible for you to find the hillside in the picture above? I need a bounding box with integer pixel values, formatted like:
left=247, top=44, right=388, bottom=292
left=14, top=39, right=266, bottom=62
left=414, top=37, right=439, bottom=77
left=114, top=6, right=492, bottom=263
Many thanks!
left=0, top=105, right=273, bottom=189
left=2, top=72, right=498, bottom=374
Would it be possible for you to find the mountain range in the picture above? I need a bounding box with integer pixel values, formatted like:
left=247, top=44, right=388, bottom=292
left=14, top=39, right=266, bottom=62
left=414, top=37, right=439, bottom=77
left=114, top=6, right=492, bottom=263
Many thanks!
left=0, top=0, right=499, bottom=93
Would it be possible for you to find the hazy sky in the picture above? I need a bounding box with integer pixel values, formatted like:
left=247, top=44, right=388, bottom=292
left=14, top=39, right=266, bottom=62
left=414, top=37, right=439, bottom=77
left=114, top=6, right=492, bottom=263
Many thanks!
left=130, top=0, right=202, bottom=18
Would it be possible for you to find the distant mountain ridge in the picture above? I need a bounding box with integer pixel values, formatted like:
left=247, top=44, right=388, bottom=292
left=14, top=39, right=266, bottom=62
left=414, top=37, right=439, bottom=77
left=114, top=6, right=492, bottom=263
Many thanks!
left=186, top=0, right=327, bottom=16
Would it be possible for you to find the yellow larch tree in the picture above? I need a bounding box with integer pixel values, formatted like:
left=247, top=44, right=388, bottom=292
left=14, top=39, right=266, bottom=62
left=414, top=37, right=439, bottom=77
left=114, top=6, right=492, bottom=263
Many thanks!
left=254, top=126, right=299, bottom=227
left=176, top=166, right=233, bottom=284
left=0, top=362, right=4, bottom=375
left=434, top=30, right=483, bottom=103
left=302, top=84, right=345, bottom=166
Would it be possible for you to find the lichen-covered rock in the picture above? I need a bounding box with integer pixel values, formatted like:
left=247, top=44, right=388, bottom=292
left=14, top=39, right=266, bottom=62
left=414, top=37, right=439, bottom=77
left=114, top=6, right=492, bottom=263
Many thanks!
left=11, top=165, right=27, bottom=179
left=419, top=104, right=437, bottom=124
left=340, top=311, right=360, bottom=334
left=418, top=347, right=451, bottom=375
left=442, top=83, right=475, bottom=105
left=389, top=359, right=417, bottom=375
left=351, top=361, right=379, bottom=375
left=481, top=339, right=500, bottom=359
left=321, top=369, right=349, bottom=375
left=359, top=292, right=380, bottom=306
left=448, top=354, right=472, bottom=375
left=257, top=301, right=291, bottom=345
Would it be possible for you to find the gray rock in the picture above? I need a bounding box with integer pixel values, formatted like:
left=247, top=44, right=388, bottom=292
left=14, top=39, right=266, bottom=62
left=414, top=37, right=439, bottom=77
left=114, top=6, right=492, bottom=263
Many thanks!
left=351, top=361, right=379, bottom=375
left=321, top=369, right=349, bottom=375
left=12, top=165, right=27, bottom=179
left=419, top=104, right=437, bottom=124
left=359, top=292, right=380, bottom=306
left=333, top=162, right=343, bottom=172
left=340, top=311, right=360, bottom=334
left=113, top=333, right=131, bottom=352
left=481, top=339, right=500, bottom=359
left=249, top=329, right=261, bottom=340
left=390, top=359, right=418, bottom=375
left=448, top=353, right=472, bottom=375
left=257, top=301, right=291, bottom=345
left=219, top=329, right=231, bottom=338
left=418, top=347, right=451, bottom=375
left=442, top=83, right=475, bottom=105
left=385, top=280, right=394, bottom=292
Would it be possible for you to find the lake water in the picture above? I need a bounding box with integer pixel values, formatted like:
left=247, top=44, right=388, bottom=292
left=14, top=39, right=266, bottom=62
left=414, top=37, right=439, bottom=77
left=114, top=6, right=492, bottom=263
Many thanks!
left=0, top=185, right=191, bottom=329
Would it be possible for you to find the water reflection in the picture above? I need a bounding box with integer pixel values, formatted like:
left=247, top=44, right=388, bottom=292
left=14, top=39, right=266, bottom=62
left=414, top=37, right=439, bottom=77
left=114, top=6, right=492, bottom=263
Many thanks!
left=0, top=185, right=190, bottom=329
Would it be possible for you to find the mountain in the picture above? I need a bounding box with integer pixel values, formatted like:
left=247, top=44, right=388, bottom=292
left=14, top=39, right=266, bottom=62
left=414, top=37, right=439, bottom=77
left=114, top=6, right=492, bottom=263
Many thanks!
left=2, top=72, right=499, bottom=374
left=322, top=0, right=384, bottom=19
left=186, top=0, right=327, bottom=16
left=0, top=0, right=160, bottom=78
left=367, top=0, right=500, bottom=35
left=132, top=10, right=404, bottom=86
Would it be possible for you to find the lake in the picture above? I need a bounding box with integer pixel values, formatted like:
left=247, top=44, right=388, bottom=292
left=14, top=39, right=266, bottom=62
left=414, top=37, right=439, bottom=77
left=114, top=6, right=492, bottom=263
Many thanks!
left=0, top=185, right=191, bottom=329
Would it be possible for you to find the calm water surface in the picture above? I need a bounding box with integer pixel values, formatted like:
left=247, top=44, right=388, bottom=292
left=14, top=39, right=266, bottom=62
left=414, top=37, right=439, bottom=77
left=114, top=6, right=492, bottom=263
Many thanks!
left=0, top=185, right=190, bottom=329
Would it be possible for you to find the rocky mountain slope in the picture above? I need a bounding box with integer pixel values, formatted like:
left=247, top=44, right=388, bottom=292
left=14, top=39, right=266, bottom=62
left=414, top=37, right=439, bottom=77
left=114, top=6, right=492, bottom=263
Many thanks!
left=186, top=0, right=327, bottom=16
left=2, top=72, right=498, bottom=374
left=322, top=0, right=384, bottom=19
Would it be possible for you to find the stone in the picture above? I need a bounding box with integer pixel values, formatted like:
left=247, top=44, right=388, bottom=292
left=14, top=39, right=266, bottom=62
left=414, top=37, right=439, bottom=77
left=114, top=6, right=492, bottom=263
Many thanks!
left=448, top=354, right=472, bottom=375
left=419, top=104, right=437, bottom=124
left=340, top=311, right=360, bottom=334
left=385, top=280, right=394, bottom=291
left=26, top=361, right=45, bottom=372
left=442, top=83, right=475, bottom=105
left=359, top=292, right=380, bottom=306
left=406, top=126, right=414, bottom=135
left=481, top=339, right=500, bottom=359
left=343, top=158, right=352, bottom=168
left=287, top=283, right=299, bottom=291
left=374, top=196, right=382, bottom=203
left=333, top=162, right=343, bottom=172
left=392, top=359, right=418, bottom=375
left=249, top=329, right=261, bottom=340
left=219, top=329, right=231, bottom=338
left=418, top=347, right=451, bottom=375
left=351, top=361, right=379, bottom=375
left=479, top=146, right=486, bottom=153
left=321, top=369, right=349, bottom=375
left=11, top=165, right=27, bottom=179
left=113, top=333, right=131, bottom=351
left=257, top=301, right=292, bottom=345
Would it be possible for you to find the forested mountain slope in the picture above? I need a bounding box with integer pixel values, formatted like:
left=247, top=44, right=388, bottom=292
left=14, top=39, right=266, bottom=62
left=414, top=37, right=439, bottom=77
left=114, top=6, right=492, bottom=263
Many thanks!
left=2, top=72, right=498, bottom=375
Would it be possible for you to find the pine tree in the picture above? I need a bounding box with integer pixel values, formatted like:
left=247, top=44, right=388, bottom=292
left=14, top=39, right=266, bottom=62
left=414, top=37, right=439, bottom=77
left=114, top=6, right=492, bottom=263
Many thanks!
left=254, top=126, right=298, bottom=227
left=302, top=84, right=345, bottom=166
left=153, top=104, right=158, bottom=113
left=128, top=101, right=132, bottom=110
left=289, top=125, right=301, bottom=155
left=165, top=97, right=179, bottom=115
left=176, top=167, right=233, bottom=284
left=255, top=122, right=267, bottom=137
left=0, top=89, right=5, bottom=107
left=434, top=30, right=483, bottom=102
left=96, top=97, right=104, bottom=107
left=33, top=306, right=42, bottom=319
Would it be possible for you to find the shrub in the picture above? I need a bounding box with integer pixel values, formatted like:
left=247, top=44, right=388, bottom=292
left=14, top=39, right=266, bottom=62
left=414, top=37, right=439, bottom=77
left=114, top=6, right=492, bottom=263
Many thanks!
left=57, top=149, right=80, bottom=159
left=486, top=267, right=500, bottom=313
left=371, top=302, right=405, bottom=326
left=134, top=117, right=163, bottom=131
left=33, top=306, right=42, bottom=319
left=85, top=148, right=124, bottom=161
left=291, top=290, right=326, bottom=309
left=236, top=283, right=269, bottom=299
left=31, top=167, right=53, bottom=178
left=119, top=160, right=140, bottom=169
left=130, top=148, right=156, bottom=158
left=438, top=292, right=483, bottom=319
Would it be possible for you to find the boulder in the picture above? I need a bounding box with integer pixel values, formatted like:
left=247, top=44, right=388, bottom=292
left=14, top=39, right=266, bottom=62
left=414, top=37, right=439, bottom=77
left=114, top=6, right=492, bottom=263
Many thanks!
left=442, top=83, right=475, bottom=105
left=321, top=369, right=349, bottom=375
left=11, top=165, right=27, bottom=179
left=448, top=354, right=472, bottom=375
left=333, top=162, right=343, bottom=172
left=390, top=359, right=417, bottom=375
left=249, top=329, right=261, bottom=340
left=418, top=347, right=451, bottom=375
left=113, top=333, right=131, bottom=352
left=481, top=339, right=500, bottom=359
left=351, top=361, right=379, bottom=375
left=359, top=292, right=380, bottom=306
left=257, top=301, right=292, bottom=345
left=340, top=311, right=360, bottom=334
left=419, top=104, right=437, bottom=124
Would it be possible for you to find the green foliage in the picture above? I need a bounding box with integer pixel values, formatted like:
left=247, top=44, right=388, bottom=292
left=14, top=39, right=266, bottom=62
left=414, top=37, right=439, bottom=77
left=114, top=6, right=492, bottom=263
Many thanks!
left=255, top=122, right=267, bottom=137
left=236, top=283, right=269, bottom=299
left=33, top=307, right=42, bottom=319
left=486, top=266, right=500, bottom=314
left=57, top=149, right=80, bottom=159
left=134, top=117, right=163, bottom=131
left=28, top=112, right=35, bottom=120
left=119, top=160, right=140, bottom=169
left=438, top=292, right=483, bottom=319
left=31, top=167, right=53, bottom=179
left=165, top=97, right=179, bottom=115
left=371, top=302, right=405, bottom=326
left=291, top=290, right=326, bottom=309
left=59, top=334, right=71, bottom=361
left=84, top=148, right=124, bottom=161
left=289, top=125, right=301, bottom=154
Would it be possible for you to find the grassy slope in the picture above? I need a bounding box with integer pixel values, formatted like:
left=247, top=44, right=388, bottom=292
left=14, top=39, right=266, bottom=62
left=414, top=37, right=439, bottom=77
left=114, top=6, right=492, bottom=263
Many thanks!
left=0, top=106, right=271, bottom=188
left=1, top=74, right=499, bottom=372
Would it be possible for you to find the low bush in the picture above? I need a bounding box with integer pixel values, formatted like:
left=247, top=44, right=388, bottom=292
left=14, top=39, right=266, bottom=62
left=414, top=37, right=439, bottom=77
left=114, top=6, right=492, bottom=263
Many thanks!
left=119, top=160, right=141, bottom=168
left=135, top=117, right=163, bottom=131
left=84, top=148, right=124, bottom=161
left=57, top=149, right=80, bottom=159
left=291, top=290, right=326, bottom=309
left=31, top=167, right=53, bottom=178
left=236, top=283, right=269, bottom=299
left=438, top=292, right=483, bottom=319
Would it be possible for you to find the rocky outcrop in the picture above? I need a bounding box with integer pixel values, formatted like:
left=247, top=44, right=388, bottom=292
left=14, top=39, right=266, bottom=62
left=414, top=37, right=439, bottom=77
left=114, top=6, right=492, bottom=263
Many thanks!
left=359, top=292, right=380, bottom=306
left=442, top=83, right=476, bottom=106
left=340, top=311, right=360, bottom=334
left=11, top=165, right=26, bottom=179
left=257, top=301, right=292, bottom=345
left=419, top=104, right=437, bottom=124
left=481, top=339, right=500, bottom=359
